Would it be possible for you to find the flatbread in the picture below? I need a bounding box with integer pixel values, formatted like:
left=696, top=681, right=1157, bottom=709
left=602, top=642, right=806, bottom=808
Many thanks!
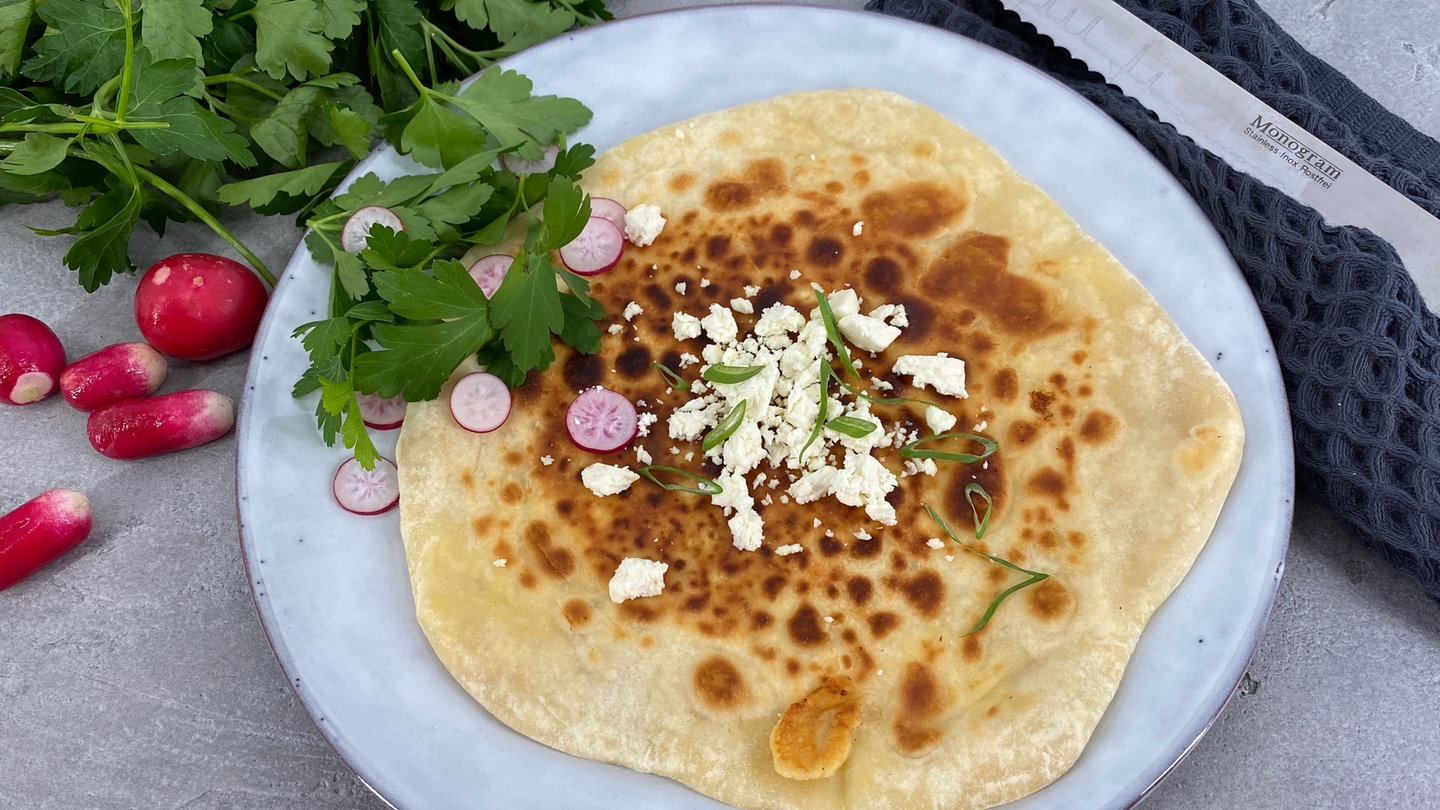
left=396, top=89, right=1243, bottom=809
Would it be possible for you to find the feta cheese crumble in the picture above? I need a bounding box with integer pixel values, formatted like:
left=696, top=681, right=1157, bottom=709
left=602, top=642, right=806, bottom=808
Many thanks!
left=925, top=405, right=958, bottom=435
left=608, top=557, right=668, bottom=603
left=581, top=463, right=640, bottom=497
left=622, top=300, right=643, bottom=321
left=894, top=354, right=968, bottom=397
left=623, top=203, right=667, bottom=246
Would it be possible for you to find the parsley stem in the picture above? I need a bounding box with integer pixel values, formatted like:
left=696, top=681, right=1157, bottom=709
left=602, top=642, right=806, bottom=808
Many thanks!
left=204, top=71, right=286, bottom=102
left=114, top=0, right=136, bottom=126
left=132, top=165, right=278, bottom=288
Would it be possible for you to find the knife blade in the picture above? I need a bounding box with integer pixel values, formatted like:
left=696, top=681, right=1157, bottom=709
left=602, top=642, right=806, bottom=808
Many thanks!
left=1001, top=0, right=1440, bottom=312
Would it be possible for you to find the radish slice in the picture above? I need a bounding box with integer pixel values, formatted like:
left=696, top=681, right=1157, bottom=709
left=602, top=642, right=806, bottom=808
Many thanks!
left=341, top=206, right=404, bottom=252
left=500, top=143, right=561, bottom=175
left=565, top=386, right=638, bottom=454
left=559, top=216, right=625, bottom=276
left=356, top=391, right=407, bottom=430
left=332, top=455, right=399, bottom=515
left=449, top=371, right=511, bottom=433
left=589, top=197, right=628, bottom=232
left=467, top=253, right=513, bottom=298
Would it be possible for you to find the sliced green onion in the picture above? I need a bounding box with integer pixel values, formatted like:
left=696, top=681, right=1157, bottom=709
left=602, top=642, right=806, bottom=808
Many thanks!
left=798, top=361, right=832, bottom=460
left=898, top=431, right=999, bottom=464
left=701, top=400, right=747, bottom=452
left=650, top=361, right=690, bottom=392
left=638, top=465, right=723, bottom=495
left=702, top=364, right=764, bottom=384
left=923, top=503, right=1049, bottom=636
left=813, top=288, right=860, bottom=379
left=824, top=415, right=878, bottom=438
left=835, top=375, right=933, bottom=409
left=964, top=482, right=993, bottom=539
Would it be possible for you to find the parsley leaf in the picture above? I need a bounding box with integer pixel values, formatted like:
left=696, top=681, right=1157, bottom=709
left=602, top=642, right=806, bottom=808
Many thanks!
left=252, top=0, right=332, bottom=81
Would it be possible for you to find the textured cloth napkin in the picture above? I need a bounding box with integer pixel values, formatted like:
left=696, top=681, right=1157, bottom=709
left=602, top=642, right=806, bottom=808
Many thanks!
left=865, top=0, right=1440, bottom=601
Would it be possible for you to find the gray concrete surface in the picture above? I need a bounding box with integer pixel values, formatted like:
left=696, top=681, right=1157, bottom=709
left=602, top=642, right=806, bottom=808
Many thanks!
left=3, top=1, right=1439, bottom=808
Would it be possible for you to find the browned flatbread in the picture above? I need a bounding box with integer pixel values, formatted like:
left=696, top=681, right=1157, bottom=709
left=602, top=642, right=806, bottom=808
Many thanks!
left=396, top=89, right=1243, bottom=809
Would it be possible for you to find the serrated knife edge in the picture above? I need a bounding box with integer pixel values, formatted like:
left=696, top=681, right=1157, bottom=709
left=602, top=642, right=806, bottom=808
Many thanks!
left=1002, top=0, right=1440, bottom=313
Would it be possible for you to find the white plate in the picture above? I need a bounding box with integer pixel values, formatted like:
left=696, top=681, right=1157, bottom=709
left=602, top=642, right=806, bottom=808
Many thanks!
left=236, top=5, right=1294, bottom=808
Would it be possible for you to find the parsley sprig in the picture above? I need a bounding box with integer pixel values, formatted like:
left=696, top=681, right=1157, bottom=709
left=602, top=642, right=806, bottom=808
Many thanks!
left=2, top=0, right=610, bottom=290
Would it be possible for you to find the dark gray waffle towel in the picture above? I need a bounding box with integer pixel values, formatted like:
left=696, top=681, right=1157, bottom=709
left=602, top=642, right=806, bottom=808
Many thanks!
left=866, top=0, right=1440, bottom=601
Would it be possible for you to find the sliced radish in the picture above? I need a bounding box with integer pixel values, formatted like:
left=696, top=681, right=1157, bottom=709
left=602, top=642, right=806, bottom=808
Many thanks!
left=449, top=371, right=511, bottom=433
left=356, top=391, right=407, bottom=430
left=559, top=216, right=625, bottom=276
left=340, top=205, right=405, bottom=252
left=565, top=385, right=638, bottom=454
left=467, top=253, right=514, bottom=298
left=332, top=455, right=399, bottom=516
left=500, top=143, right=561, bottom=175
left=589, top=197, right=628, bottom=232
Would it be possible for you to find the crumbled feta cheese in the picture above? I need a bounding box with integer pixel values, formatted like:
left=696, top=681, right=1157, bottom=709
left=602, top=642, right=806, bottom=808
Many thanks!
left=623, top=204, right=666, bottom=246
left=637, top=412, right=659, bottom=437
left=608, top=557, right=668, bottom=603
left=894, top=354, right=968, bottom=397
left=852, top=221, right=864, bottom=236
left=672, top=312, right=702, bottom=341
left=788, top=269, right=802, bottom=280
left=635, top=445, right=653, bottom=465
left=675, top=281, right=688, bottom=295
left=493, top=558, right=508, bottom=567
left=868, top=303, right=910, bottom=328
left=607, top=323, right=624, bottom=335
left=730, top=297, right=754, bottom=314
left=775, top=543, right=804, bottom=556
left=539, top=455, right=554, bottom=466
left=925, top=405, right=958, bottom=434
left=926, top=537, right=945, bottom=549
left=973, top=420, right=989, bottom=432
left=743, top=284, right=761, bottom=298
left=700, top=304, right=739, bottom=344
left=728, top=507, right=764, bottom=551
left=837, top=312, right=901, bottom=353
left=755, top=303, right=806, bottom=338
left=699, top=278, right=711, bottom=288
left=581, top=463, right=640, bottom=497
left=622, top=301, right=643, bottom=321
left=678, top=352, right=700, bottom=368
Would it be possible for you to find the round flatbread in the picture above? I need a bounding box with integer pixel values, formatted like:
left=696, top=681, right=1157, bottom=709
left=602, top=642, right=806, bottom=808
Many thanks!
left=396, top=88, right=1243, bottom=809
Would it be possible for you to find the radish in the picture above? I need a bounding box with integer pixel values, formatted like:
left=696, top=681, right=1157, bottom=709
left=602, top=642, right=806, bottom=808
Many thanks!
left=1, top=488, right=92, bottom=591
left=341, top=205, right=405, bottom=252
left=60, top=342, right=168, bottom=411
left=500, top=143, right=561, bottom=175
left=86, top=389, right=235, bottom=460
left=589, top=197, right=628, bottom=232
left=332, top=455, right=399, bottom=515
left=565, top=385, right=638, bottom=453
left=357, top=391, right=407, bottom=430
left=467, top=253, right=514, bottom=298
left=558, top=215, right=625, bottom=276
left=0, top=313, right=66, bottom=405
left=134, top=253, right=269, bottom=361
left=449, top=371, right=511, bottom=433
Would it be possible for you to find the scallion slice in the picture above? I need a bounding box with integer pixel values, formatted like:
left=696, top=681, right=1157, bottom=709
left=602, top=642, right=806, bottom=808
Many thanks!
left=964, top=482, right=993, bottom=539
left=835, top=376, right=933, bottom=409
left=701, top=400, right=747, bottom=452
left=898, top=431, right=999, bottom=464
left=701, top=364, right=764, bottom=384
left=813, top=288, right=860, bottom=379
left=798, top=361, right=832, bottom=460
left=649, top=361, right=690, bottom=392
left=824, top=414, right=878, bottom=438
left=638, top=465, right=723, bottom=495
left=923, top=503, right=1048, bottom=636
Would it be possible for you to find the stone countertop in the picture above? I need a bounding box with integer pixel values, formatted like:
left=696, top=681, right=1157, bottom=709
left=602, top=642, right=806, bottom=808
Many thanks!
left=2, top=2, right=1438, bottom=808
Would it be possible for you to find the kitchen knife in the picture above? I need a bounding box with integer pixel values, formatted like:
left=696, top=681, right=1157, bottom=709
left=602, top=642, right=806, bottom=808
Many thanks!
left=999, top=0, right=1440, bottom=312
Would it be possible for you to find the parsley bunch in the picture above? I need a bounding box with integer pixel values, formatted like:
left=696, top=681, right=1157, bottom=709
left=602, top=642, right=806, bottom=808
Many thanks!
left=0, top=0, right=608, bottom=290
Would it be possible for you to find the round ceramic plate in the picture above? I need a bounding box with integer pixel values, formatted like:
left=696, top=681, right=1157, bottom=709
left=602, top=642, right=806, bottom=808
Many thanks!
left=236, top=5, right=1293, bottom=809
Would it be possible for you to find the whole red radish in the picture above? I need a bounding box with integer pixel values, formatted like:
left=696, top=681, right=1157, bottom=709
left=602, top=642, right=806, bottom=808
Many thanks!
left=1, top=488, right=92, bottom=590
left=60, top=342, right=168, bottom=411
left=0, top=313, right=66, bottom=405
left=87, top=389, right=235, bottom=460
left=134, top=253, right=268, bottom=361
